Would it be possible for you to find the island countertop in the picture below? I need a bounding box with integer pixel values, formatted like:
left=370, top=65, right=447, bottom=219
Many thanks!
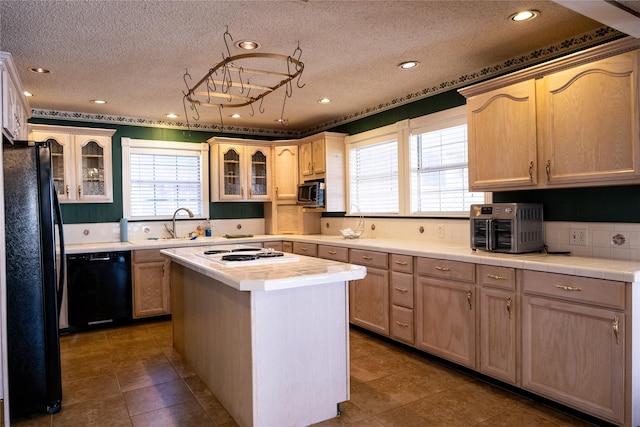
left=160, top=244, right=367, bottom=292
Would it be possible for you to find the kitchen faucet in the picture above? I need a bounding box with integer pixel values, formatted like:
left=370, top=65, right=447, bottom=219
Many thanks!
left=165, top=207, right=194, bottom=238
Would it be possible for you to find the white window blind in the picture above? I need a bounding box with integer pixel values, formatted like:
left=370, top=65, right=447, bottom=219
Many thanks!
left=122, top=138, right=209, bottom=220
left=410, top=123, right=484, bottom=214
left=129, top=153, right=202, bottom=217
left=349, top=139, right=399, bottom=214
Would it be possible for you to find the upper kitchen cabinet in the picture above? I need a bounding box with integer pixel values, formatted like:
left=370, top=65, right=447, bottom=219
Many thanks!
left=460, top=38, right=640, bottom=192
left=273, top=145, right=298, bottom=200
left=29, top=124, right=115, bottom=203
left=298, top=132, right=346, bottom=212
left=209, top=138, right=272, bottom=202
left=1, top=52, right=30, bottom=141
left=465, top=79, right=538, bottom=190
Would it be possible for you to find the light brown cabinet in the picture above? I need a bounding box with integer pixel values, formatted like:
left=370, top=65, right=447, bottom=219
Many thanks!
left=521, top=270, right=626, bottom=425
left=478, top=265, right=518, bottom=385
left=389, top=254, right=414, bottom=345
left=292, top=242, right=318, bottom=257
left=460, top=39, right=640, bottom=192
left=132, top=249, right=171, bottom=319
left=317, top=245, right=349, bottom=262
left=348, top=249, right=389, bottom=336
left=209, top=139, right=272, bottom=201
left=273, top=145, right=299, bottom=200
left=415, top=257, right=476, bottom=368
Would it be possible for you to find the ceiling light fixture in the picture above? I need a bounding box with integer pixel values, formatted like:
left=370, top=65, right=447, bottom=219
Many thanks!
left=166, top=113, right=178, bottom=119
left=318, top=98, right=331, bottom=104
left=399, top=61, right=419, bottom=69
left=182, top=27, right=304, bottom=130
left=23, top=91, right=33, bottom=97
left=230, top=113, right=241, bottom=119
left=236, top=40, right=260, bottom=50
left=29, top=67, right=50, bottom=74
left=90, top=99, right=106, bottom=104
left=510, top=10, right=539, bottom=22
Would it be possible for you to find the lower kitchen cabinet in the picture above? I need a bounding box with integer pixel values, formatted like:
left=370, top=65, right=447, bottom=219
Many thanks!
left=389, top=254, right=414, bottom=345
left=478, top=265, right=518, bottom=385
left=522, top=270, right=626, bottom=425
left=349, top=249, right=389, bottom=336
left=132, top=249, right=171, bottom=318
left=415, top=257, right=476, bottom=368
left=292, top=242, right=318, bottom=257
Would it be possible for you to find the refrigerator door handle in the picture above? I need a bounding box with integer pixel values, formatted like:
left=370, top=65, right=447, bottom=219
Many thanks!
left=53, top=190, right=65, bottom=312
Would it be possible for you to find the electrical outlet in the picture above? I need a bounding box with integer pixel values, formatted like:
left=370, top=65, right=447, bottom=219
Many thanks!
left=438, top=225, right=445, bottom=239
left=569, top=228, right=587, bottom=245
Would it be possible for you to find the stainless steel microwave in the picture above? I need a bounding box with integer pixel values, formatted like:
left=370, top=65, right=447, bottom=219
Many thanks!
left=297, top=181, right=325, bottom=207
left=470, top=203, right=544, bottom=253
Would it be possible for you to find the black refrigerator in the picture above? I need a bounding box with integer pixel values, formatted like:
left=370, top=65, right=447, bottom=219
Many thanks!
left=3, top=139, right=64, bottom=420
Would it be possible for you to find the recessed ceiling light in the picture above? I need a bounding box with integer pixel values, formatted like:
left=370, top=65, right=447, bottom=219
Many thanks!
left=510, top=10, right=539, bottom=22
left=236, top=40, right=260, bottom=50
left=318, top=98, right=331, bottom=104
left=23, top=91, right=33, bottom=97
left=90, top=99, right=106, bottom=104
left=166, top=113, right=178, bottom=119
left=29, top=67, right=50, bottom=74
left=399, top=61, right=419, bottom=70
left=230, top=113, right=242, bottom=119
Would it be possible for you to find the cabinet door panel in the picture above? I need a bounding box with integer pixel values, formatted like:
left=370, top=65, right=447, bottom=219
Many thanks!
left=480, top=288, right=517, bottom=384
left=522, top=296, right=624, bottom=424
left=466, top=79, right=538, bottom=190
left=274, top=146, right=298, bottom=200
left=349, top=267, right=389, bottom=336
left=539, top=51, right=639, bottom=186
left=416, top=276, right=475, bottom=368
left=133, top=260, right=171, bottom=318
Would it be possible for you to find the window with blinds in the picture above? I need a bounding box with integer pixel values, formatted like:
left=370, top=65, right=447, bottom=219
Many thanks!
left=410, top=123, right=484, bottom=214
left=121, top=138, right=209, bottom=220
left=348, top=138, right=399, bottom=214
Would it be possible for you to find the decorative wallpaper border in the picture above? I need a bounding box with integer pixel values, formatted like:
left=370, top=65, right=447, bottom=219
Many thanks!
left=31, top=26, right=624, bottom=138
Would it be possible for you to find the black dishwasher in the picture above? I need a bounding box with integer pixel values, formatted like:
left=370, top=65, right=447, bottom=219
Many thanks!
left=66, top=251, right=132, bottom=330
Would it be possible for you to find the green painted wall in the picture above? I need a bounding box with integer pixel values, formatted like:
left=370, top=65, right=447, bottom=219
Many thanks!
left=31, top=83, right=640, bottom=224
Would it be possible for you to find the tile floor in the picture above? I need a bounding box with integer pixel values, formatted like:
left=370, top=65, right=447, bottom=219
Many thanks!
left=13, top=320, right=602, bottom=427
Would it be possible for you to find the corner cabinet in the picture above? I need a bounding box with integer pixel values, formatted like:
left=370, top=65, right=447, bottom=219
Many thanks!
left=460, top=38, right=640, bottom=191
left=208, top=138, right=272, bottom=202
left=29, top=124, right=115, bottom=203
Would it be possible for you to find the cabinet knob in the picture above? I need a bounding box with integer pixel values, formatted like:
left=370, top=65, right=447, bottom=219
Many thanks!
left=362, top=255, right=373, bottom=260
left=394, top=287, right=409, bottom=293
left=394, top=260, right=408, bottom=266
left=506, top=297, right=512, bottom=319
left=65, top=185, right=70, bottom=196
left=435, top=266, right=450, bottom=272
left=78, top=185, right=82, bottom=197
left=528, top=161, right=534, bottom=181
left=467, top=291, right=472, bottom=310
left=328, top=250, right=337, bottom=255
left=613, top=316, right=620, bottom=345
left=545, top=160, right=551, bottom=179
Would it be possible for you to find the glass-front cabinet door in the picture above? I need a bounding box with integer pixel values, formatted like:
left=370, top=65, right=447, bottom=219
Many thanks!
left=222, top=147, right=242, bottom=199
left=29, top=124, right=115, bottom=203
left=249, top=148, right=269, bottom=200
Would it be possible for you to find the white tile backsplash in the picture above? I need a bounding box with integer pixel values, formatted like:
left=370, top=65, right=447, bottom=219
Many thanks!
left=63, top=217, right=640, bottom=261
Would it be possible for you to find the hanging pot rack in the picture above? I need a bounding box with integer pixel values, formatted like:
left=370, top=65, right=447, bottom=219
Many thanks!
left=182, top=29, right=305, bottom=129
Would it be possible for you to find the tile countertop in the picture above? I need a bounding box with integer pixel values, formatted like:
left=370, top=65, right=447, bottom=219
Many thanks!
left=63, top=234, right=640, bottom=283
left=160, top=245, right=367, bottom=292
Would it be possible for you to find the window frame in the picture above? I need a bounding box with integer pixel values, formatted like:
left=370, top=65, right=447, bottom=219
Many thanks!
left=121, top=138, right=210, bottom=221
left=345, top=107, right=488, bottom=218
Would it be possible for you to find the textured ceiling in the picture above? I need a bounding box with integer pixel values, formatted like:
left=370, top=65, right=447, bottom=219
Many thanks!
left=0, top=1, right=624, bottom=136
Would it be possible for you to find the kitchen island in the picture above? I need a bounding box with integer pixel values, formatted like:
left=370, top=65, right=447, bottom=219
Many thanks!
left=160, top=245, right=366, bottom=427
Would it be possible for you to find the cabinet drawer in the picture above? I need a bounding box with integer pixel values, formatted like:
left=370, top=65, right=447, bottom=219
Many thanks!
left=478, top=265, right=516, bottom=291
left=390, top=254, right=413, bottom=273
left=390, top=305, right=414, bottom=345
left=416, top=257, right=475, bottom=283
left=292, top=242, right=318, bottom=257
left=317, top=245, right=349, bottom=262
left=349, top=249, right=388, bottom=269
left=262, top=241, right=283, bottom=252
left=522, top=270, right=625, bottom=310
left=133, top=249, right=164, bottom=263
left=282, top=241, right=293, bottom=253
left=390, top=271, right=414, bottom=308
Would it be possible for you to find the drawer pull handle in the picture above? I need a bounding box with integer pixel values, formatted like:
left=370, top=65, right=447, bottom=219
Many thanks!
left=506, top=297, right=512, bottom=319
left=528, top=161, right=534, bottom=181
left=613, top=316, right=620, bottom=345
left=467, top=291, right=472, bottom=310
left=555, top=284, right=582, bottom=292
left=435, top=266, right=450, bottom=272
left=301, top=247, right=308, bottom=251
left=394, top=287, right=408, bottom=293
left=487, top=274, right=507, bottom=280
left=362, top=256, right=373, bottom=260
left=394, top=260, right=408, bottom=266
left=395, top=321, right=409, bottom=328
left=328, top=250, right=337, bottom=255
